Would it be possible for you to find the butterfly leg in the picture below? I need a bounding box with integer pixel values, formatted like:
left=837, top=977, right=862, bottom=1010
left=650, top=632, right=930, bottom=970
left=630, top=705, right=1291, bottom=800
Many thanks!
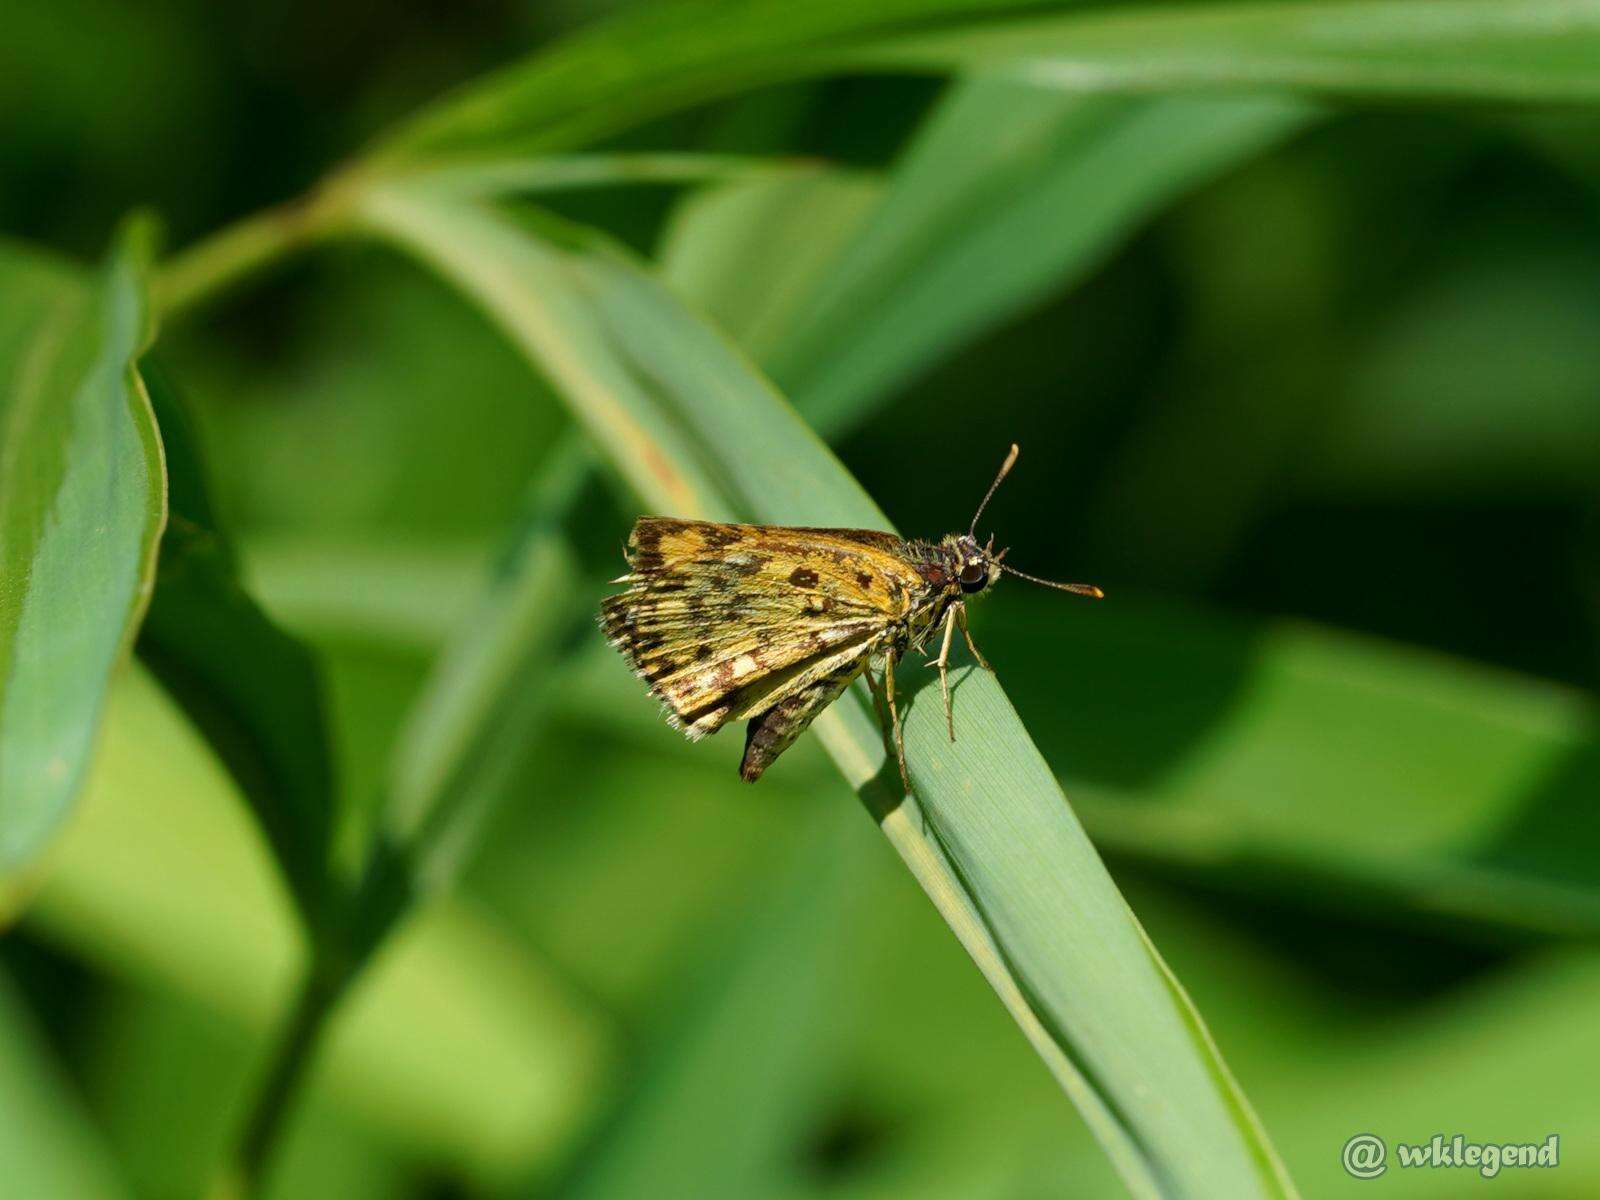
left=915, top=611, right=947, bottom=742
left=864, top=659, right=895, bottom=762
left=881, top=648, right=910, bottom=792
left=956, top=603, right=991, bottom=672
left=927, top=603, right=958, bottom=742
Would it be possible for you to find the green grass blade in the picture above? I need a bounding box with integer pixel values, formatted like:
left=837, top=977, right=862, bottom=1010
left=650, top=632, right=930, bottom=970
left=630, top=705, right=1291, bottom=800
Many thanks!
left=0, top=225, right=166, bottom=884
left=370, top=443, right=592, bottom=925
left=135, top=363, right=336, bottom=927
left=367, top=0, right=1074, bottom=165
left=868, top=0, right=1600, bottom=102
left=743, top=84, right=1313, bottom=429
left=369, top=0, right=1600, bottom=173
left=396, top=153, right=817, bottom=200
left=660, top=169, right=885, bottom=368
left=357, top=184, right=1298, bottom=1198
left=1064, top=883, right=1600, bottom=1197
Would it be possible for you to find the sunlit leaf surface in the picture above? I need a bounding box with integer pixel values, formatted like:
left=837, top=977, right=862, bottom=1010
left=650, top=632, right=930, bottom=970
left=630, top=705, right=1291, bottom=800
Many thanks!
left=0, top=228, right=164, bottom=882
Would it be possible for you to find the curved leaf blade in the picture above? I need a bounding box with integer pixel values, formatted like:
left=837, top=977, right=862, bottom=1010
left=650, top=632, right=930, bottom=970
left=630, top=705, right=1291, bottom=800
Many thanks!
left=869, top=0, right=1600, bottom=103
left=369, top=0, right=1075, bottom=165
left=371, top=0, right=1600, bottom=174
left=662, top=83, right=1314, bottom=433
left=0, top=226, right=165, bottom=882
left=764, top=85, right=1314, bottom=429
left=349, top=443, right=598, bottom=956
left=397, top=153, right=816, bottom=200
left=660, top=168, right=885, bottom=368
left=358, top=185, right=1297, bottom=1198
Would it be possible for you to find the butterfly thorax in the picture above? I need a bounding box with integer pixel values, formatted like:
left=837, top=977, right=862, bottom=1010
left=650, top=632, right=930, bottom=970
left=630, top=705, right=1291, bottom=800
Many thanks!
left=891, top=533, right=998, bottom=656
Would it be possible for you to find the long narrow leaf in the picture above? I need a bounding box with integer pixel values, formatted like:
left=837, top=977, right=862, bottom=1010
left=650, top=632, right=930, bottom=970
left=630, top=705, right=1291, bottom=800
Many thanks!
left=371, top=0, right=1600, bottom=173
left=870, top=1, right=1600, bottom=103
left=0, top=226, right=165, bottom=885
left=371, top=441, right=593, bottom=930
left=660, top=170, right=885, bottom=368
left=358, top=184, right=1296, bottom=1198
left=397, top=154, right=817, bottom=200
left=369, top=0, right=1075, bottom=164
left=670, top=82, right=1313, bottom=430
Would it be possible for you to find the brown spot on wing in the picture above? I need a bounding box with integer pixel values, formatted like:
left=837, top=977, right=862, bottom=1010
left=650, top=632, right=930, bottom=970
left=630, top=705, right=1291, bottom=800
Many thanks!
left=789, top=567, right=819, bottom=588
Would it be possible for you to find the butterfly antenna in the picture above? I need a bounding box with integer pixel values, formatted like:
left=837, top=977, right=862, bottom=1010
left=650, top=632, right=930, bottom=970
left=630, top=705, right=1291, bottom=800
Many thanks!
left=998, top=562, right=1104, bottom=599
left=969, top=443, right=1020, bottom=537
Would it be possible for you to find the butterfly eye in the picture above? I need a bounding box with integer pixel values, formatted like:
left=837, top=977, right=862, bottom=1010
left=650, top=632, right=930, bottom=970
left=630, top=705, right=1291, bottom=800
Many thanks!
left=958, top=561, right=988, bottom=593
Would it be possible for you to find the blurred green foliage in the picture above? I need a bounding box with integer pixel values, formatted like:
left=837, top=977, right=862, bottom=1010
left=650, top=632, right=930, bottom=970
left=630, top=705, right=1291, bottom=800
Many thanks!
left=4, top=0, right=1600, bottom=1197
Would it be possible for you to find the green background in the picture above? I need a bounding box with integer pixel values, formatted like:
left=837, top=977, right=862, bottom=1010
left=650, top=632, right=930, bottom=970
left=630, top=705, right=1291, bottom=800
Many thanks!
left=3, top=0, right=1598, bottom=1197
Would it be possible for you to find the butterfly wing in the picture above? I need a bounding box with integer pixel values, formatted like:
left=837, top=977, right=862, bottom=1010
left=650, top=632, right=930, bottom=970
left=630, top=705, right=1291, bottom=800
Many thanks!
left=740, top=653, right=861, bottom=781
left=600, top=518, right=925, bottom=745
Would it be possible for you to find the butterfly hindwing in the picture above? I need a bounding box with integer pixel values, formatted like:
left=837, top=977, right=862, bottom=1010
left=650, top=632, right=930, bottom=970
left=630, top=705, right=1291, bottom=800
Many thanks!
left=740, top=654, right=862, bottom=781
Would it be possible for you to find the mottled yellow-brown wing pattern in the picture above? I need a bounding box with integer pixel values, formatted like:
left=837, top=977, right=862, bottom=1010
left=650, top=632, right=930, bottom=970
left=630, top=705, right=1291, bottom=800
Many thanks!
left=599, top=518, right=925, bottom=748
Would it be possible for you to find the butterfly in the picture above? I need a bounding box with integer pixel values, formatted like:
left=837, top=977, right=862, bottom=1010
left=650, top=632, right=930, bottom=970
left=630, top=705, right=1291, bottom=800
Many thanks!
left=600, top=445, right=1101, bottom=788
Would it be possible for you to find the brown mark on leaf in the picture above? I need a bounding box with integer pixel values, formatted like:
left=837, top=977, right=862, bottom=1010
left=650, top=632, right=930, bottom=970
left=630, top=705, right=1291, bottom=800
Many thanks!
left=640, top=442, right=698, bottom=512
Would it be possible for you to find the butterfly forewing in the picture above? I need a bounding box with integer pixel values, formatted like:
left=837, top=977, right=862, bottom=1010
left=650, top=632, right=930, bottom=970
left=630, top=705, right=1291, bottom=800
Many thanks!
left=600, top=518, right=931, bottom=776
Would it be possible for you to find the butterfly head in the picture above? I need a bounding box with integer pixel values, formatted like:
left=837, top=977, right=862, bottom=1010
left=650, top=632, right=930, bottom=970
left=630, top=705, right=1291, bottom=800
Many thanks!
left=941, top=532, right=1004, bottom=596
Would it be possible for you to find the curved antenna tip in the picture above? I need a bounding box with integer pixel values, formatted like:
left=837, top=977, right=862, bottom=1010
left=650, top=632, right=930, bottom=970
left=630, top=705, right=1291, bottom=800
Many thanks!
left=998, top=562, right=1104, bottom=599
